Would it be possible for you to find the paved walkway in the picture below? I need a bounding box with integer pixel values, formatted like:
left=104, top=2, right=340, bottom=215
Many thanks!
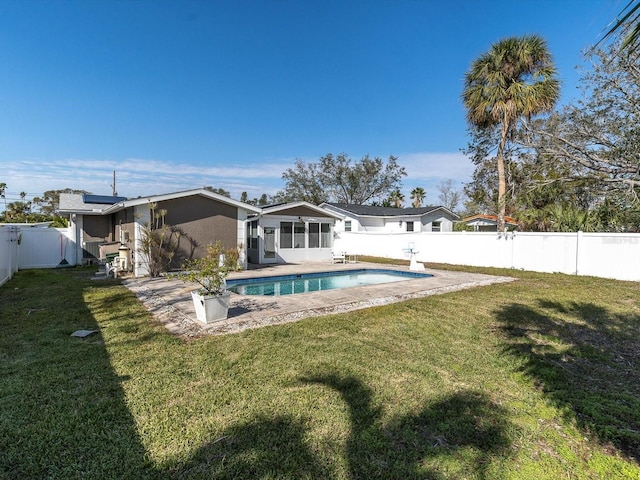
left=122, top=262, right=514, bottom=338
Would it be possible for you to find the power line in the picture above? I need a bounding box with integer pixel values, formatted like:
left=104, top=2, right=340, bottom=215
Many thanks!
left=2, top=191, right=47, bottom=197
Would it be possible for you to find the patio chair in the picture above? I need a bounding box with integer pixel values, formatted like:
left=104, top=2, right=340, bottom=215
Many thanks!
left=332, top=251, right=346, bottom=264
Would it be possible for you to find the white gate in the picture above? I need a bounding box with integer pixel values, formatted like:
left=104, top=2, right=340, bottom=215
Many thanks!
left=17, top=227, right=75, bottom=269
left=0, top=227, right=20, bottom=286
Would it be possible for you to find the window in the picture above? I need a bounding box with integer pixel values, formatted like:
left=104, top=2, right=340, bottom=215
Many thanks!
left=406, top=221, right=414, bottom=232
left=294, top=222, right=305, bottom=248
left=309, top=223, right=320, bottom=248
left=345, top=220, right=352, bottom=232
left=247, top=221, right=258, bottom=250
left=280, top=222, right=293, bottom=248
left=432, top=221, right=441, bottom=232
left=321, top=223, right=331, bottom=248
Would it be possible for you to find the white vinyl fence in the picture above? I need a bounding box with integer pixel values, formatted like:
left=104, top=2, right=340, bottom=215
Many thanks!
left=334, top=231, right=640, bottom=282
left=0, top=227, right=20, bottom=286
left=3, top=227, right=640, bottom=286
left=0, top=227, right=75, bottom=286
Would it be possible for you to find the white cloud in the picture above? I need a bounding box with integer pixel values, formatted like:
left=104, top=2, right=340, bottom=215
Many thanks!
left=1, top=151, right=475, bottom=208
left=399, top=152, right=474, bottom=182
left=398, top=151, right=474, bottom=206
left=1, top=156, right=294, bottom=202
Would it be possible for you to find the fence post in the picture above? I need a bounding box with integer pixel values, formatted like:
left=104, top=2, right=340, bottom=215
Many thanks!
left=575, top=230, right=582, bottom=275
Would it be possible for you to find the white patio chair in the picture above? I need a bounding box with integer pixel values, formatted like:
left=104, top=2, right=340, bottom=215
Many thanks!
left=332, top=251, right=346, bottom=264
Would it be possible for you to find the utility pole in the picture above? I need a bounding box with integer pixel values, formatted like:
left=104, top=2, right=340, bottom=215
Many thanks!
left=111, top=171, right=117, bottom=196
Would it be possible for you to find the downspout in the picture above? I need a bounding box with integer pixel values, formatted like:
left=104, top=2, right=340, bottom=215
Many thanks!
left=74, top=216, right=80, bottom=266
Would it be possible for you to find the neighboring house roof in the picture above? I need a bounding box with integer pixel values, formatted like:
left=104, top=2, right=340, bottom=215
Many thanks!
left=321, top=202, right=460, bottom=220
left=260, top=201, right=343, bottom=219
left=59, top=188, right=262, bottom=215
left=461, top=214, right=519, bottom=226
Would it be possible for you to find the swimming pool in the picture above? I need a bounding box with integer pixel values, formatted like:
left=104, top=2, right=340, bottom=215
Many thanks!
left=226, top=269, right=433, bottom=296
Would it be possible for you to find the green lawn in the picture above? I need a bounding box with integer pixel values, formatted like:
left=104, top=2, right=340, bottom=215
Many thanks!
left=1, top=265, right=639, bottom=479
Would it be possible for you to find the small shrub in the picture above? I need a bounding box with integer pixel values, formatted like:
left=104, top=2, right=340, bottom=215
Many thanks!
left=172, top=241, right=235, bottom=295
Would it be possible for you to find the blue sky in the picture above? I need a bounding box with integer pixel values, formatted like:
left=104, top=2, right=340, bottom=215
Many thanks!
left=0, top=0, right=620, bottom=208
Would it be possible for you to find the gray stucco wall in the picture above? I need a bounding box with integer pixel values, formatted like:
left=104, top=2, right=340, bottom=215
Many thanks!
left=83, top=215, right=113, bottom=242
left=158, top=195, right=238, bottom=265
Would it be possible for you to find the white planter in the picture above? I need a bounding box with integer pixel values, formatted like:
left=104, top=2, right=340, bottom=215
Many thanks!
left=191, top=290, right=231, bottom=324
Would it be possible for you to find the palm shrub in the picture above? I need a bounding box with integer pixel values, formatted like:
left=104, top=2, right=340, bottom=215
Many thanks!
left=137, top=203, right=177, bottom=277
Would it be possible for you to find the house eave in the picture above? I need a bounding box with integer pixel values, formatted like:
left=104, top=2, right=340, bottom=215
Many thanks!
left=261, top=201, right=344, bottom=220
left=101, top=188, right=263, bottom=215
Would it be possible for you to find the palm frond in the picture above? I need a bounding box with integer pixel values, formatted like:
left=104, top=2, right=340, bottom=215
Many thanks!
left=599, top=1, right=640, bottom=53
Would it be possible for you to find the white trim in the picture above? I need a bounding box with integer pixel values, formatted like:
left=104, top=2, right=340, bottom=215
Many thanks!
left=133, top=204, right=151, bottom=277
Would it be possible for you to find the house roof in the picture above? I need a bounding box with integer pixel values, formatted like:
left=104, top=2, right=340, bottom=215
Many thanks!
left=60, top=188, right=262, bottom=215
left=83, top=194, right=128, bottom=205
left=461, top=214, right=519, bottom=226
left=59, top=193, right=119, bottom=215
left=260, top=201, right=343, bottom=219
left=322, top=202, right=459, bottom=220
left=103, top=188, right=262, bottom=214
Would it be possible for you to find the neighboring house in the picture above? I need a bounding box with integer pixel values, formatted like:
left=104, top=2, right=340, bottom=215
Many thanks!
left=59, top=189, right=343, bottom=275
left=60, top=189, right=261, bottom=276
left=320, top=203, right=459, bottom=233
left=460, top=214, right=519, bottom=232
left=246, top=202, right=343, bottom=265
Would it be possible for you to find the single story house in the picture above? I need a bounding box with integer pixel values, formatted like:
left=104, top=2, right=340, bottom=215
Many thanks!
left=246, top=202, right=343, bottom=265
left=59, top=189, right=342, bottom=276
left=460, top=214, right=519, bottom=232
left=320, top=203, right=459, bottom=233
left=60, top=189, right=262, bottom=276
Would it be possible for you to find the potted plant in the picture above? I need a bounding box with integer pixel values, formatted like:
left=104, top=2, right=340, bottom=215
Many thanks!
left=174, top=241, right=233, bottom=324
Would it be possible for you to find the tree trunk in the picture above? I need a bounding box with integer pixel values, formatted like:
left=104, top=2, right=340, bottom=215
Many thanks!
left=496, top=117, right=510, bottom=232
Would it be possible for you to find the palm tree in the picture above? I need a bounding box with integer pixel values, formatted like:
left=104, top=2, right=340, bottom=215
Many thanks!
left=0, top=182, right=6, bottom=211
left=387, top=189, right=405, bottom=208
left=410, top=187, right=426, bottom=208
left=462, top=35, right=559, bottom=232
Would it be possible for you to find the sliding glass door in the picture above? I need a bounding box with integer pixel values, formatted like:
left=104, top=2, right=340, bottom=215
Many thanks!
left=263, top=226, right=277, bottom=263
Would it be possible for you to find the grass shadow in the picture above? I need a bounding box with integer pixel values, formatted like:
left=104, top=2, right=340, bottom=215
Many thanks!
left=301, top=371, right=512, bottom=479
left=0, top=268, right=155, bottom=477
left=0, top=269, right=336, bottom=478
left=166, top=415, right=333, bottom=479
left=495, top=299, right=640, bottom=460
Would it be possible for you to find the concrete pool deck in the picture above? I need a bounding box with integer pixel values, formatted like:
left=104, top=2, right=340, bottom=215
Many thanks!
left=123, top=262, right=514, bottom=338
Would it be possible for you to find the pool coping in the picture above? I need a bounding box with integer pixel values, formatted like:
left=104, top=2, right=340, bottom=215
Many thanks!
left=123, top=262, right=514, bottom=338
left=226, top=268, right=433, bottom=293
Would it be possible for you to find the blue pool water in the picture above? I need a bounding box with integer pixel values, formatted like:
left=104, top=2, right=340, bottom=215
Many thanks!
left=226, top=269, right=432, bottom=296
